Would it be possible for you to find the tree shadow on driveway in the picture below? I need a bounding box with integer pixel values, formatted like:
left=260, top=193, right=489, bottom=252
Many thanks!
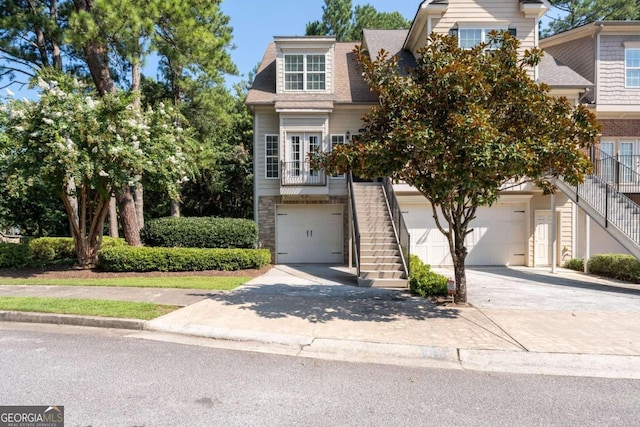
left=199, top=282, right=460, bottom=324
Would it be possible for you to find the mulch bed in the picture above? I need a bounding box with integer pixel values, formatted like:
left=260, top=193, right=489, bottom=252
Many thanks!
left=0, top=265, right=272, bottom=280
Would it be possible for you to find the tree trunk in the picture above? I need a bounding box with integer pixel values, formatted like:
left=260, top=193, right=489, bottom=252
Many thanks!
left=116, top=186, right=141, bottom=246
left=27, top=0, right=49, bottom=67
left=170, top=200, right=180, bottom=217
left=108, top=197, right=118, bottom=237
left=73, top=0, right=116, bottom=96
left=452, top=241, right=468, bottom=303
left=451, top=216, right=469, bottom=303
left=50, top=0, right=62, bottom=70
left=61, top=182, right=110, bottom=268
left=131, top=50, right=144, bottom=229
left=135, top=181, right=144, bottom=228
left=74, top=0, right=140, bottom=244
left=66, top=177, right=79, bottom=236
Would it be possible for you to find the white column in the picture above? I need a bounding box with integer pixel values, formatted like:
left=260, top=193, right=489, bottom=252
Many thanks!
left=584, top=216, right=591, bottom=273
left=551, top=191, right=557, bottom=273
left=348, top=196, right=353, bottom=269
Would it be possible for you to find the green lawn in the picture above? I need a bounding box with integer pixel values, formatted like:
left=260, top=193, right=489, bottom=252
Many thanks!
left=0, top=276, right=249, bottom=290
left=0, top=296, right=178, bottom=320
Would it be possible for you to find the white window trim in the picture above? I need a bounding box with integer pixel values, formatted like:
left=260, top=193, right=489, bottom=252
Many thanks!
left=625, top=48, right=640, bottom=89
left=265, top=134, right=279, bottom=179
left=283, top=53, right=327, bottom=92
left=454, top=27, right=510, bottom=50
left=330, top=134, right=345, bottom=179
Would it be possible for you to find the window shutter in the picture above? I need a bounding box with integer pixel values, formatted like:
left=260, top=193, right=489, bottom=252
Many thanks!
left=509, top=28, right=517, bottom=37
left=449, top=28, right=459, bottom=38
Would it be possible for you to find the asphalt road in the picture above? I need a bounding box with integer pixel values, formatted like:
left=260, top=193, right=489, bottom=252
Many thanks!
left=1, top=323, right=639, bottom=427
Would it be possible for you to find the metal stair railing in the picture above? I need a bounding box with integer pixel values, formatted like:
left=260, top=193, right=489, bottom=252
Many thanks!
left=382, top=177, right=410, bottom=278
left=347, top=172, right=361, bottom=276
left=563, top=145, right=640, bottom=247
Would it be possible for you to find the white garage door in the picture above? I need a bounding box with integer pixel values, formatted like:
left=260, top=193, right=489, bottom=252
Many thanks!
left=276, top=204, right=344, bottom=264
left=403, top=202, right=526, bottom=266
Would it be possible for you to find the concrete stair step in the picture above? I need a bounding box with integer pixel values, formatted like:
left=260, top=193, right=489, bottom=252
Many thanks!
left=360, top=270, right=405, bottom=279
left=357, top=278, right=408, bottom=288
left=358, top=224, right=393, bottom=230
left=360, top=238, right=397, bottom=245
left=360, top=255, right=402, bottom=264
left=360, top=231, right=396, bottom=237
left=360, top=263, right=404, bottom=271
left=360, top=249, right=400, bottom=257
left=358, top=216, right=391, bottom=221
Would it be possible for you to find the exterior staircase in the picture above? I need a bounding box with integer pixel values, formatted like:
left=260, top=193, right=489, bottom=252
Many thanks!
left=350, top=181, right=408, bottom=288
left=556, top=146, right=640, bottom=259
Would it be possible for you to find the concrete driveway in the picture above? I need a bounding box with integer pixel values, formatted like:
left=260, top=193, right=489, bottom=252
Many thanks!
left=432, top=267, right=640, bottom=312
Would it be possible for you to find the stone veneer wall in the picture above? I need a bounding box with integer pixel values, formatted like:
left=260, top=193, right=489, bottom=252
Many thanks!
left=257, top=195, right=349, bottom=263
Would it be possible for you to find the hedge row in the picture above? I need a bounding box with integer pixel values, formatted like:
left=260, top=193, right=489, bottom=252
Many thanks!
left=141, top=217, right=258, bottom=249
left=0, top=237, right=125, bottom=268
left=97, top=246, right=271, bottom=272
left=564, top=254, right=640, bottom=283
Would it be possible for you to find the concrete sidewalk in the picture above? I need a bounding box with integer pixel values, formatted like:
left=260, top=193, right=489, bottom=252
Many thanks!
left=2, top=264, right=640, bottom=378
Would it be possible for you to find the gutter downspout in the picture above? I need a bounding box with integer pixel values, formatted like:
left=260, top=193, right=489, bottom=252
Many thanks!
left=252, top=110, right=259, bottom=225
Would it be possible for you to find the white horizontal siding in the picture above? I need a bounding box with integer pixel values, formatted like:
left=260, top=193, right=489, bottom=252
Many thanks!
left=254, top=108, right=280, bottom=196
left=327, top=107, right=371, bottom=195
left=414, top=0, right=537, bottom=60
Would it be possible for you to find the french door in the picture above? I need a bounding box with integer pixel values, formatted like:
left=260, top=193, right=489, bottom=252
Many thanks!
left=286, top=132, right=322, bottom=183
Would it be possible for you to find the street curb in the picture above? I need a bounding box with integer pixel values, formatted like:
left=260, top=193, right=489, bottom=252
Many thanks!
left=300, top=338, right=462, bottom=369
left=0, top=311, right=145, bottom=330
left=459, top=349, right=640, bottom=379
left=143, top=321, right=314, bottom=346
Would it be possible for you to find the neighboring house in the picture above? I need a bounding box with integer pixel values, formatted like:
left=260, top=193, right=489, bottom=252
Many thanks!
left=246, top=0, right=639, bottom=278
left=541, top=21, right=640, bottom=259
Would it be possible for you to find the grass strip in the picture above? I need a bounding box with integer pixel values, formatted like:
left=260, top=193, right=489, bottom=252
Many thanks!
left=0, top=276, right=249, bottom=290
left=0, top=296, right=178, bottom=320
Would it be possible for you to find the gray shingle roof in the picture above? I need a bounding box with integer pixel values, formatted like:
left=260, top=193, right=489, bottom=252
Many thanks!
left=538, top=53, right=594, bottom=88
left=246, top=42, right=378, bottom=107
left=247, top=30, right=588, bottom=108
left=362, top=29, right=416, bottom=71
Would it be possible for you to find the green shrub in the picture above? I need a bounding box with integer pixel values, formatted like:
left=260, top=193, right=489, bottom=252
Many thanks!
left=28, top=236, right=126, bottom=263
left=141, top=217, right=258, bottom=249
left=564, top=258, right=584, bottom=272
left=588, top=254, right=640, bottom=283
left=97, top=246, right=271, bottom=272
left=409, top=255, right=449, bottom=297
left=28, top=237, right=75, bottom=261
left=0, top=237, right=127, bottom=269
left=0, top=243, right=31, bottom=268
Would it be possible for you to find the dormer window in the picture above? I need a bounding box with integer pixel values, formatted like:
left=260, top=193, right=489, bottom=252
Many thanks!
left=450, top=27, right=516, bottom=50
left=284, top=54, right=326, bottom=91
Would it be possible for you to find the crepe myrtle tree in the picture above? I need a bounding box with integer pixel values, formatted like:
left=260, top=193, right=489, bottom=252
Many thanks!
left=313, top=33, right=600, bottom=303
left=0, top=73, right=192, bottom=267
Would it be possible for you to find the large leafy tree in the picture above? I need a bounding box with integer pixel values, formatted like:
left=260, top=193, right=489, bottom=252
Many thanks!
left=543, top=0, right=640, bottom=36
left=0, top=0, right=237, bottom=242
left=0, top=74, right=191, bottom=267
left=140, top=72, right=254, bottom=220
left=306, top=0, right=411, bottom=42
left=314, top=33, right=600, bottom=303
